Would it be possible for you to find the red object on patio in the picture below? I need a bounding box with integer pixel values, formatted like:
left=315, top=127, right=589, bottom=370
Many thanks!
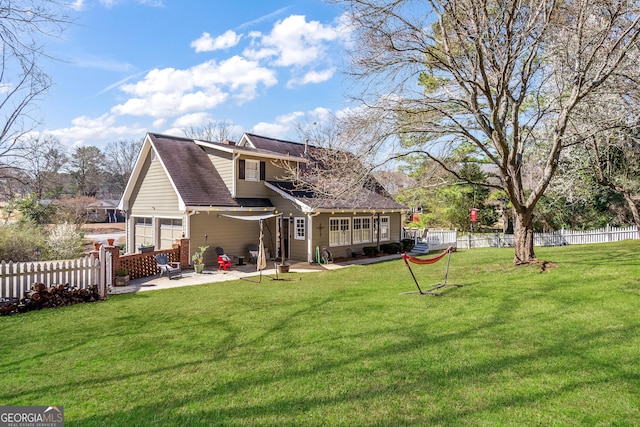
left=218, top=255, right=232, bottom=271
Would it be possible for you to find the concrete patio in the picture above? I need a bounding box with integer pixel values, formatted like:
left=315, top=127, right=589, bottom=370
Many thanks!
left=108, top=254, right=402, bottom=295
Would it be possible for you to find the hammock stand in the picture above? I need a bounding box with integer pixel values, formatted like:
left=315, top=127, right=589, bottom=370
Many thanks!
left=401, top=246, right=462, bottom=296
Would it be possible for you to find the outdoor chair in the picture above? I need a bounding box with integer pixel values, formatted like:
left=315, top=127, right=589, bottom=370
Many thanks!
left=154, top=253, right=182, bottom=279
left=247, top=244, right=259, bottom=264
left=215, top=247, right=233, bottom=271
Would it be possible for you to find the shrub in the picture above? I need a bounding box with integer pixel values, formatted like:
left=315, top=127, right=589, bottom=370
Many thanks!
left=402, top=238, right=415, bottom=252
left=47, top=222, right=84, bottom=260
left=380, top=242, right=402, bottom=254
left=363, top=246, right=379, bottom=257
left=0, top=222, right=48, bottom=262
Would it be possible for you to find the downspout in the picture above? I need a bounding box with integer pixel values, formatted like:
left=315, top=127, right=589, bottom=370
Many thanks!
left=307, top=211, right=321, bottom=263
left=185, top=209, right=196, bottom=239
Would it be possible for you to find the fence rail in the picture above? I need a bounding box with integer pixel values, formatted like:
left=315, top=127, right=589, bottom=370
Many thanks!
left=403, top=224, right=639, bottom=251
left=1, top=255, right=101, bottom=300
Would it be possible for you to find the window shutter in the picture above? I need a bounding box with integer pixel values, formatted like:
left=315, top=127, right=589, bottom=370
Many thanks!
left=260, top=161, right=266, bottom=181
left=239, top=159, right=245, bottom=180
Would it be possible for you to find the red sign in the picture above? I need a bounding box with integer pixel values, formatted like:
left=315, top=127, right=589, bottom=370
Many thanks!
left=470, top=208, right=478, bottom=222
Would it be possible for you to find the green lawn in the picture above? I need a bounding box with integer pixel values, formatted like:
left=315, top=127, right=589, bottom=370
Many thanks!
left=1, top=241, right=639, bottom=426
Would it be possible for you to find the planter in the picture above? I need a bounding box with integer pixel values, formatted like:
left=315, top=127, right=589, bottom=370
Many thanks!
left=93, top=242, right=102, bottom=251
left=277, top=264, right=290, bottom=273
left=114, top=275, right=130, bottom=286
left=139, top=246, right=155, bottom=253
left=194, top=264, right=204, bottom=274
left=107, top=238, right=115, bottom=246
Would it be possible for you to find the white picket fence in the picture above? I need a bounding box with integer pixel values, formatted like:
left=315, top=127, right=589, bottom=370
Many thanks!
left=1, top=247, right=110, bottom=300
left=404, top=224, right=639, bottom=250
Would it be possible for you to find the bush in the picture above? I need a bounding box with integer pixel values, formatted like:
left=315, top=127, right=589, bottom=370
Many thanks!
left=47, top=222, right=84, bottom=260
left=380, top=242, right=403, bottom=254
left=0, top=222, right=48, bottom=262
left=363, top=246, right=379, bottom=257
left=402, top=239, right=415, bottom=252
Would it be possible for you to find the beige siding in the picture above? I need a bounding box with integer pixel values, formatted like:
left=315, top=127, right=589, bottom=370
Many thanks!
left=129, top=150, right=180, bottom=216
left=206, top=149, right=234, bottom=193
left=235, top=155, right=294, bottom=198
left=189, top=212, right=273, bottom=267
left=308, top=212, right=405, bottom=260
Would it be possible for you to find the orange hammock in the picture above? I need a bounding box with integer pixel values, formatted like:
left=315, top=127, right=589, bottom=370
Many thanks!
left=401, top=246, right=462, bottom=295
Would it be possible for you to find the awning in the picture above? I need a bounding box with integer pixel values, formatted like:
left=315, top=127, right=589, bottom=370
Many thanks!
left=220, top=213, right=281, bottom=221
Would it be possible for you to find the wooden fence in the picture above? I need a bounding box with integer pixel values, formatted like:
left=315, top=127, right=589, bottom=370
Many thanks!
left=403, top=224, right=639, bottom=250
left=1, top=253, right=104, bottom=300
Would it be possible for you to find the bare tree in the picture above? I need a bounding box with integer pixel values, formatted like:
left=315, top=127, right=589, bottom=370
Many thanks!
left=103, top=138, right=143, bottom=196
left=182, top=119, right=239, bottom=143
left=336, top=0, right=640, bottom=264
left=0, top=1, right=70, bottom=187
left=21, top=134, right=67, bottom=199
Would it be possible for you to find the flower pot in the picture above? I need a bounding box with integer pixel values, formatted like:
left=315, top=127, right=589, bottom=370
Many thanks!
left=194, top=264, right=204, bottom=274
left=277, top=264, right=290, bottom=273
left=139, top=246, right=155, bottom=253
left=94, top=242, right=102, bottom=250
left=114, top=275, right=130, bottom=286
left=107, top=238, right=115, bottom=246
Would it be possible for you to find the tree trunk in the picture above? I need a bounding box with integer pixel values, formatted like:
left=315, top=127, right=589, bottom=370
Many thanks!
left=620, top=191, right=640, bottom=239
left=513, top=210, right=536, bottom=264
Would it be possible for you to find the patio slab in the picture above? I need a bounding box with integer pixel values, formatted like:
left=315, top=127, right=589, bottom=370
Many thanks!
left=108, top=255, right=402, bottom=295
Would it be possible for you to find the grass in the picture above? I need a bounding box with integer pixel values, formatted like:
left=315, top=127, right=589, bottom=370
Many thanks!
left=1, top=241, right=639, bottom=426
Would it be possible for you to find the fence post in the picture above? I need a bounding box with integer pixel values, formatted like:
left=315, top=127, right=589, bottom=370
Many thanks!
left=98, top=246, right=107, bottom=298
left=178, top=238, right=190, bottom=268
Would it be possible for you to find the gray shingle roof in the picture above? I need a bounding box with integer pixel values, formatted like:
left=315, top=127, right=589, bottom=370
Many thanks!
left=149, top=133, right=238, bottom=207
left=268, top=181, right=405, bottom=211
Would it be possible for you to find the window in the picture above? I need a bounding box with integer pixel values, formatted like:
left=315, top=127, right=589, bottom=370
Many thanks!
left=353, top=217, right=372, bottom=243
left=245, top=159, right=259, bottom=181
left=135, top=217, right=153, bottom=248
left=239, top=159, right=265, bottom=181
left=329, top=217, right=351, bottom=247
left=294, top=217, right=305, bottom=240
left=375, top=216, right=390, bottom=241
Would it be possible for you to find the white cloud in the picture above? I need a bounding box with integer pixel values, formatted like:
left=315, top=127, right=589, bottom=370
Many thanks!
left=287, top=67, right=336, bottom=88
left=68, top=0, right=85, bottom=11
left=251, top=111, right=304, bottom=139
left=244, top=15, right=338, bottom=67
left=46, top=114, right=146, bottom=145
left=191, top=30, right=242, bottom=52
left=172, top=112, right=213, bottom=128
left=112, top=57, right=277, bottom=118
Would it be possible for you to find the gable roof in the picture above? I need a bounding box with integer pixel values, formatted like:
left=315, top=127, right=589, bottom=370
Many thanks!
left=242, top=133, right=309, bottom=158
left=148, top=133, right=239, bottom=208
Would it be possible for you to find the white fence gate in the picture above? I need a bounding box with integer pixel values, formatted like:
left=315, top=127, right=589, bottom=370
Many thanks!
left=1, top=247, right=110, bottom=300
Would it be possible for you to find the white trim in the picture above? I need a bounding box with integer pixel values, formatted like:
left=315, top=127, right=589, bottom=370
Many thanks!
left=264, top=181, right=313, bottom=212
left=245, top=158, right=260, bottom=181
left=329, top=217, right=351, bottom=247
left=294, top=217, right=305, bottom=240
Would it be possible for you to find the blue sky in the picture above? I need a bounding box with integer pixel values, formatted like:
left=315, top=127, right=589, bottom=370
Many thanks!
left=40, top=0, right=350, bottom=148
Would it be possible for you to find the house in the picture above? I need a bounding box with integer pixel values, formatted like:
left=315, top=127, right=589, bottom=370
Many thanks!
left=118, top=132, right=406, bottom=265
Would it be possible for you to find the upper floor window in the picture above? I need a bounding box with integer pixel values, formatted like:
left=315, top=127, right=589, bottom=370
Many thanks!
left=239, top=159, right=266, bottom=181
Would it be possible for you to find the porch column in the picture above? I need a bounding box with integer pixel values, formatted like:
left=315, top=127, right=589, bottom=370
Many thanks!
left=307, top=213, right=313, bottom=263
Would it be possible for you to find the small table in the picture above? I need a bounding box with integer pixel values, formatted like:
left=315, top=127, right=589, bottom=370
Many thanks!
left=237, top=256, right=245, bottom=266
